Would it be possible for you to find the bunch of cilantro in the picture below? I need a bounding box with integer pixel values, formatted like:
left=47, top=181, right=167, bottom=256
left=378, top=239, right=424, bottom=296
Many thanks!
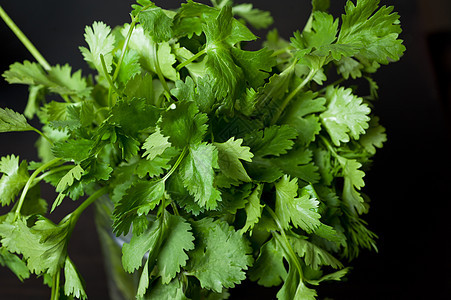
left=0, top=0, right=405, bottom=299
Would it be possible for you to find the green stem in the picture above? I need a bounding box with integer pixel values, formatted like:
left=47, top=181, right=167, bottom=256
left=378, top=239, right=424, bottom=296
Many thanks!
left=265, top=206, right=304, bottom=279
left=270, top=68, right=317, bottom=125
left=112, top=18, right=138, bottom=82
left=162, top=147, right=187, bottom=182
left=14, top=158, right=62, bottom=221
left=32, top=165, right=74, bottom=186
left=70, top=186, right=108, bottom=224
left=176, top=48, right=207, bottom=71
left=0, top=5, right=51, bottom=71
left=32, top=128, right=53, bottom=145
left=100, top=54, right=121, bottom=107
left=152, top=44, right=171, bottom=96
left=50, top=270, right=61, bottom=300
left=271, top=47, right=292, bottom=57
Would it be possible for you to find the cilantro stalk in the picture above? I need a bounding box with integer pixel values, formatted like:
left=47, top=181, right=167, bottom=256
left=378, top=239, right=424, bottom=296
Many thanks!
left=14, top=158, right=62, bottom=221
left=265, top=205, right=304, bottom=279
left=271, top=67, right=317, bottom=125
left=0, top=5, right=51, bottom=71
left=176, top=49, right=207, bottom=71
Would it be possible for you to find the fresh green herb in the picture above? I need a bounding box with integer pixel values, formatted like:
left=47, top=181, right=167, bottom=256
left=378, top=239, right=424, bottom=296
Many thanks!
left=0, top=0, right=405, bottom=299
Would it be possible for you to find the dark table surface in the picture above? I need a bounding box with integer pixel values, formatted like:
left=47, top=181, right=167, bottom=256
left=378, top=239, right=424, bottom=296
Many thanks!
left=0, top=0, right=450, bottom=299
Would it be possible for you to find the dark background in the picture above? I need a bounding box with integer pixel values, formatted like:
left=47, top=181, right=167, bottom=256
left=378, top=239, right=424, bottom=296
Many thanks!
left=0, top=0, right=450, bottom=299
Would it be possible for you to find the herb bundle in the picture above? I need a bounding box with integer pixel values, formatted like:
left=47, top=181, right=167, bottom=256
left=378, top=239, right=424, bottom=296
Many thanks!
left=0, top=0, right=405, bottom=299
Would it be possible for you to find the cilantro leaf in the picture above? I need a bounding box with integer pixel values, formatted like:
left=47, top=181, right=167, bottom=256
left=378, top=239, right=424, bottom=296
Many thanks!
left=337, top=0, right=406, bottom=64
left=275, top=175, right=321, bottom=232
left=160, top=101, right=208, bottom=148
left=0, top=216, right=70, bottom=275
left=0, top=107, right=35, bottom=133
left=123, top=24, right=177, bottom=81
left=232, top=3, right=273, bottom=29
left=244, top=125, right=298, bottom=157
left=239, top=184, right=264, bottom=235
left=63, top=257, right=87, bottom=300
left=142, top=127, right=172, bottom=160
left=320, top=86, right=371, bottom=146
left=186, top=218, right=253, bottom=292
left=138, top=5, right=174, bottom=43
left=3, top=62, right=91, bottom=98
left=170, top=76, right=216, bottom=114
left=288, top=235, right=343, bottom=269
left=79, top=21, right=116, bottom=74
left=122, top=214, right=194, bottom=296
left=113, top=179, right=165, bottom=236
left=0, top=248, right=30, bottom=281
left=179, top=143, right=221, bottom=210
left=214, top=137, right=253, bottom=183
left=249, top=237, right=287, bottom=287
left=0, top=155, right=29, bottom=206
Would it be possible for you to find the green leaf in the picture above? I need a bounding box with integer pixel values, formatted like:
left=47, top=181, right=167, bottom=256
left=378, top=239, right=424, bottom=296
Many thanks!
left=232, top=3, right=273, bottom=29
left=239, top=184, right=264, bottom=235
left=160, top=101, right=208, bottom=148
left=244, top=125, right=298, bottom=158
left=0, top=107, right=35, bottom=133
left=63, top=257, right=87, bottom=300
left=51, top=139, right=94, bottom=163
left=289, top=235, right=343, bottom=269
left=337, top=0, right=406, bottom=64
left=55, top=165, right=84, bottom=194
left=275, top=175, right=321, bottom=232
left=122, top=214, right=194, bottom=295
left=115, top=49, right=141, bottom=88
left=320, top=86, right=371, bottom=146
left=113, top=179, right=165, bottom=236
left=282, top=91, right=326, bottom=145
left=338, top=156, right=367, bottom=215
left=145, top=277, right=188, bottom=300
left=139, top=5, right=174, bottom=43
left=0, top=248, right=30, bottom=281
left=109, top=97, right=160, bottom=138
left=0, top=216, right=70, bottom=275
left=249, top=237, right=287, bottom=287
left=156, top=214, right=195, bottom=284
left=359, top=116, right=386, bottom=154
left=186, top=218, right=253, bottom=292
left=123, top=24, right=177, bottom=81
left=214, top=137, right=253, bottom=183
left=142, top=127, right=172, bottom=160
left=179, top=143, right=221, bottom=210
left=0, top=155, right=29, bottom=206
left=273, top=148, right=320, bottom=184
left=79, top=21, right=116, bottom=74
left=170, top=76, right=216, bottom=114
left=3, top=62, right=91, bottom=98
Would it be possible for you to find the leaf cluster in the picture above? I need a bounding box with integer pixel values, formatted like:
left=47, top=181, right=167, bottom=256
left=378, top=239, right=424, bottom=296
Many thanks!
left=0, top=0, right=404, bottom=299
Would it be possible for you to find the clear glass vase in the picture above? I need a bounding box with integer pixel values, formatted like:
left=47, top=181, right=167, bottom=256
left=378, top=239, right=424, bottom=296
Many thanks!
left=94, top=197, right=139, bottom=300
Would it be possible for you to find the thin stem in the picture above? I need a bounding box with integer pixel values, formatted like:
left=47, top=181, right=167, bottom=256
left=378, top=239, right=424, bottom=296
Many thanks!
left=270, top=68, right=317, bottom=125
left=70, top=186, right=108, bottom=224
left=152, top=44, right=171, bottom=96
left=100, top=54, right=120, bottom=107
left=265, top=206, right=304, bottom=279
left=0, top=5, right=51, bottom=71
left=112, top=19, right=138, bottom=82
left=14, top=158, right=62, bottom=221
left=50, top=270, right=61, bottom=300
left=162, top=147, right=187, bottom=182
left=176, top=48, right=207, bottom=71
left=32, top=128, right=53, bottom=145
left=32, top=165, right=73, bottom=185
